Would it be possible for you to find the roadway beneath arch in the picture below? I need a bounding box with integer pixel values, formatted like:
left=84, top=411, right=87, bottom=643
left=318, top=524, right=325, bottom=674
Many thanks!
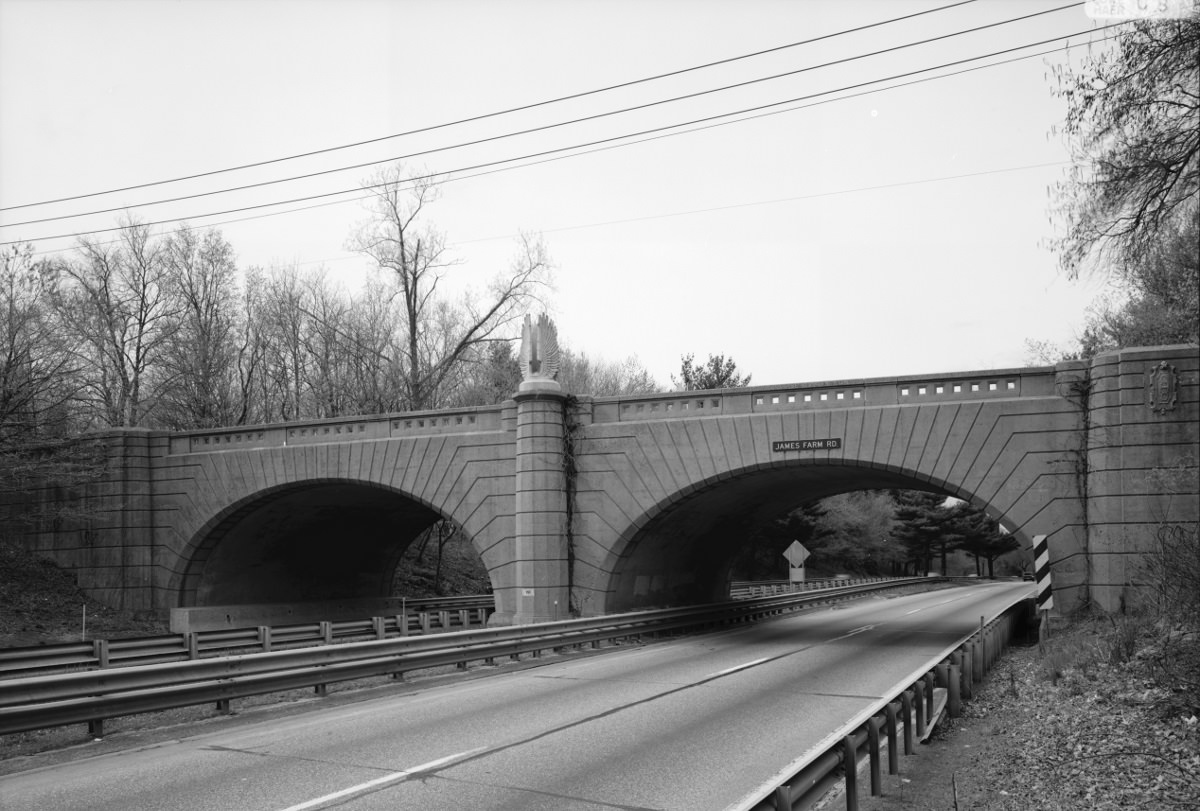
left=604, top=464, right=952, bottom=612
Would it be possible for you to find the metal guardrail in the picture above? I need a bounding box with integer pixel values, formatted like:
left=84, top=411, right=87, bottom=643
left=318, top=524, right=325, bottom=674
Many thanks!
left=735, top=591, right=1035, bottom=811
left=0, top=596, right=496, bottom=679
left=0, top=578, right=930, bottom=738
left=729, top=577, right=892, bottom=599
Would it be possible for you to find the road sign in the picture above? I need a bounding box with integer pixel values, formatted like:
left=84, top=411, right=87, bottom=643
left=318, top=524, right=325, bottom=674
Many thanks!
left=784, top=541, right=811, bottom=567
left=772, top=438, right=841, bottom=452
left=784, top=541, right=810, bottom=582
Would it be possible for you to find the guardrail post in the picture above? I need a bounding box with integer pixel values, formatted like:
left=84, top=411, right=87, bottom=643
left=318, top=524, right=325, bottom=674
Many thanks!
left=187, top=633, right=199, bottom=660
left=972, top=639, right=983, bottom=683
left=92, top=639, right=109, bottom=668
left=884, top=703, right=900, bottom=775
left=258, top=626, right=272, bottom=653
left=900, top=691, right=914, bottom=755
left=420, top=612, right=431, bottom=634
left=88, top=719, right=104, bottom=739
left=948, top=663, right=962, bottom=717
left=960, top=649, right=973, bottom=699
left=216, top=699, right=232, bottom=715
left=372, top=616, right=386, bottom=640
left=924, top=674, right=934, bottom=721
left=843, top=735, right=859, bottom=810
left=459, top=608, right=470, bottom=628
left=867, top=717, right=882, bottom=796
left=771, top=784, right=792, bottom=810
left=314, top=683, right=327, bottom=697
left=321, top=621, right=333, bottom=644
left=439, top=610, right=450, bottom=630
left=980, top=616, right=987, bottom=672
left=395, top=614, right=408, bottom=637
left=914, top=681, right=927, bottom=739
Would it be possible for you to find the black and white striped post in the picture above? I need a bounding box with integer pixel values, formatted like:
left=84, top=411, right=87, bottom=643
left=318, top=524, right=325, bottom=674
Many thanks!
left=1032, top=534, right=1053, bottom=639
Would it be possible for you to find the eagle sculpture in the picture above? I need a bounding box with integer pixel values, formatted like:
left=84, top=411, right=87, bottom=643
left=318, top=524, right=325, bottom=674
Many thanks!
left=519, top=313, right=560, bottom=383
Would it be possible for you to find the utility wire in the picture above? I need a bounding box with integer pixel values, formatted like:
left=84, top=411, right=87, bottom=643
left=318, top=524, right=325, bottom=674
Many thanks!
left=25, top=27, right=1107, bottom=264
left=1, top=1, right=1083, bottom=230
left=256, top=31, right=1127, bottom=251
left=289, top=158, right=1076, bottom=267
left=0, top=22, right=1119, bottom=250
left=0, top=0, right=983, bottom=213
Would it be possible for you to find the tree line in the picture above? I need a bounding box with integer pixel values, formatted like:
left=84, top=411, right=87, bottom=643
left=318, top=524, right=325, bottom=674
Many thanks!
left=731, top=489, right=1021, bottom=582
left=2, top=166, right=667, bottom=468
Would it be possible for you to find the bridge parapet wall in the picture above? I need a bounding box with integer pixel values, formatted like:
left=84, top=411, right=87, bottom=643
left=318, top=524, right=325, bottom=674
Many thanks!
left=167, top=404, right=509, bottom=455
left=586, top=366, right=1058, bottom=423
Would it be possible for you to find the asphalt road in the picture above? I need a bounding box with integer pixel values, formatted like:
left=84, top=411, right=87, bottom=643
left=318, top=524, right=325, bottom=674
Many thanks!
left=0, top=582, right=1032, bottom=811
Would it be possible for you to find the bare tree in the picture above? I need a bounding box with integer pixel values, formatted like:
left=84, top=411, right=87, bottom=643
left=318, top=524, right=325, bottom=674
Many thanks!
left=300, top=271, right=352, bottom=419
left=0, top=245, right=104, bottom=515
left=51, top=219, right=181, bottom=427
left=0, top=245, right=78, bottom=436
left=341, top=278, right=407, bottom=414
left=558, top=348, right=661, bottom=396
left=347, top=164, right=552, bottom=410
left=158, top=225, right=243, bottom=429
left=253, top=264, right=312, bottom=422
left=1050, top=19, right=1199, bottom=279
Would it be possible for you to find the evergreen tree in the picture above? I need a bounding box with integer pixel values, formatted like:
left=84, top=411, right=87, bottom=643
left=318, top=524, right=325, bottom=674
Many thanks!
left=673, top=353, right=751, bottom=390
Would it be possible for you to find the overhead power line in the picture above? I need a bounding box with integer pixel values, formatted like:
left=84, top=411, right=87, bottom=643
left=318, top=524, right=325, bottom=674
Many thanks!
left=280, top=158, right=1080, bottom=268
left=1, top=1, right=1083, bottom=230
left=22, top=32, right=1120, bottom=261
left=0, top=0, right=983, bottom=213
left=0, top=22, right=1120, bottom=250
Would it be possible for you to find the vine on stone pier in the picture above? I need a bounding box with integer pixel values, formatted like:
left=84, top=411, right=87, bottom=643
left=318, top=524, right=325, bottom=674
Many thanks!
left=562, top=395, right=580, bottom=617
left=1066, top=376, right=1092, bottom=607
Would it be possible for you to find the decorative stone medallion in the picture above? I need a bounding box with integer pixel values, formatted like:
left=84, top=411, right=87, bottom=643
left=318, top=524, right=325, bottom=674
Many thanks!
left=1146, top=361, right=1179, bottom=414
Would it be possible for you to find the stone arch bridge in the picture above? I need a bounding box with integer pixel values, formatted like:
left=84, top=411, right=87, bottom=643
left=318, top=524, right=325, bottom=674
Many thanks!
left=5, top=345, right=1196, bottom=624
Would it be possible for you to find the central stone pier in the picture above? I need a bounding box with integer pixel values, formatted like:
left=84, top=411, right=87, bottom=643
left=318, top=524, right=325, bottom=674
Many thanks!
left=501, top=379, right=571, bottom=624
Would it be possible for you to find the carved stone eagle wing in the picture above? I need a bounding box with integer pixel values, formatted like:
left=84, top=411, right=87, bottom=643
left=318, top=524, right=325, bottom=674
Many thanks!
left=519, top=313, right=560, bottom=382
left=539, top=315, right=560, bottom=381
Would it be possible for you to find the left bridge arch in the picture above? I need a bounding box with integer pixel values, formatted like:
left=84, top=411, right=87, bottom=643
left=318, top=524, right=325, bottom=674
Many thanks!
left=173, top=479, right=448, bottom=607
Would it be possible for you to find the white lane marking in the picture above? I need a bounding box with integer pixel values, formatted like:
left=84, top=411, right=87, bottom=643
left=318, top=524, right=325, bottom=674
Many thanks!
left=829, top=624, right=875, bottom=641
left=276, top=747, right=484, bottom=811
left=707, top=657, right=770, bottom=679
left=905, top=594, right=973, bottom=614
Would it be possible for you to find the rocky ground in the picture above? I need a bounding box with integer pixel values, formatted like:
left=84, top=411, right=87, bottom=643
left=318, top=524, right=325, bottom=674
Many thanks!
left=3, top=542, right=1198, bottom=809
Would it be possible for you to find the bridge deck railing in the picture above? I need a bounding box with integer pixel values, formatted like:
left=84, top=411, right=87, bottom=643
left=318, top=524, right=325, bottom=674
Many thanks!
left=164, top=364, right=1064, bottom=451
left=168, top=403, right=508, bottom=454
left=588, top=364, right=1059, bottom=424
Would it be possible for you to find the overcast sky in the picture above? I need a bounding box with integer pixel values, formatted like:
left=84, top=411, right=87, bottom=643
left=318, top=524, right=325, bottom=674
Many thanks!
left=0, top=0, right=1122, bottom=389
